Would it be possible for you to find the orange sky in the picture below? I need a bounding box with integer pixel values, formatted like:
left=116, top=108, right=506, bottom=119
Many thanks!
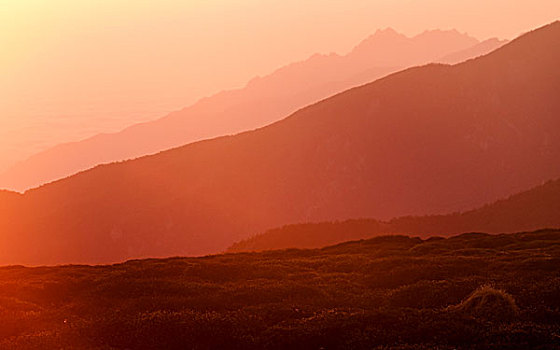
left=0, top=0, right=559, bottom=172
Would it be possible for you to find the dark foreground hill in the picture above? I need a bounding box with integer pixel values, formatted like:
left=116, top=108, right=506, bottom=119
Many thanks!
left=1, top=229, right=559, bottom=349
left=1, top=22, right=559, bottom=265
left=228, top=178, right=560, bottom=252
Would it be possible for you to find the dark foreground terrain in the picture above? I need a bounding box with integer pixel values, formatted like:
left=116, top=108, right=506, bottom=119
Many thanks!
left=1, top=229, right=560, bottom=349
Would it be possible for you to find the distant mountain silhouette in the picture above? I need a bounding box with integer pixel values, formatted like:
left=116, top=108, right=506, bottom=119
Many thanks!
left=228, top=178, right=560, bottom=252
left=437, top=38, right=509, bottom=64
left=0, top=21, right=559, bottom=265
left=0, top=29, right=480, bottom=192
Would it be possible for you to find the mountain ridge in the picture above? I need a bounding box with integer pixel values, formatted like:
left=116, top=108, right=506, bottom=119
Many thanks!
left=0, top=28, right=482, bottom=192
left=0, top=21, right=559, bottom=265
left=437, top=38, right=509, bottom=64
left=227, top=178, right=560, bottom=252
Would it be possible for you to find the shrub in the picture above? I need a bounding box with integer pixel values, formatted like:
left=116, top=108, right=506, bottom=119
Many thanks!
left=451, top=285, right=519, bottom=321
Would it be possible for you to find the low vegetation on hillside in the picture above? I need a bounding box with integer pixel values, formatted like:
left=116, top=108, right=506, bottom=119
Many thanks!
left=1, top=229, right=560, bottom=349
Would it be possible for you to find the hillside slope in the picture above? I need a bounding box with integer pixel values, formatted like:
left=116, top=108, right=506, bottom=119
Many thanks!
left=437, top=38, right=509, bottom=64
left=228, top=178, right=560, bottom=252
left=0, top=22, right=559, bottom=265
left=0, top=29, right=479, bottom=191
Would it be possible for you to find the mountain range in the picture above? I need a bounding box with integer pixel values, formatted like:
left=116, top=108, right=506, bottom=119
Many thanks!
left=0, top=29, right=496, bottom=192
left=0, top=22, right=558, bottom=266
left=228, top=178, right=560, bottom=252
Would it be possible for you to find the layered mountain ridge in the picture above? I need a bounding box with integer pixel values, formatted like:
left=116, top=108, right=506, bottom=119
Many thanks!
left=0, top=28, right=482, bottom=192
left=228, top=178, right=560, bottom=252
left=0, top=21, right=558, bottom=265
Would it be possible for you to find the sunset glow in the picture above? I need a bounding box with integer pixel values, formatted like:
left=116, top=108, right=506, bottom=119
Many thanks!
left=0, top=1, right=559, bottom=348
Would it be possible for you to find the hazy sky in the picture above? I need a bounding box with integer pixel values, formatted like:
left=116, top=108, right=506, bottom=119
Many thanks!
left=0, top=0, right=558, bottom=171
